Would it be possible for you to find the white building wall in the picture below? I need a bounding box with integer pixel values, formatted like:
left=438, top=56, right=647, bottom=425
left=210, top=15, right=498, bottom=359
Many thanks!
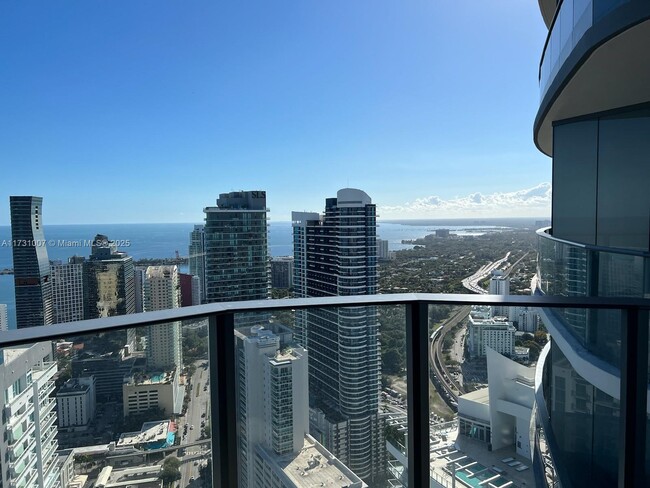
left=0, top=343, right=61, bottom=488
left=237, top=327, right=309, bottom=488
left=56, top=376, right=96, bottom=428
left=509, top=306, right=539, bottom=333
left=486, top=348, right=535, bottom=458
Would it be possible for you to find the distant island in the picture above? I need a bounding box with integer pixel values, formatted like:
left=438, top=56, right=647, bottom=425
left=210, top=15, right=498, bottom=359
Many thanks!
left=382, top=217, right=548, bottom=229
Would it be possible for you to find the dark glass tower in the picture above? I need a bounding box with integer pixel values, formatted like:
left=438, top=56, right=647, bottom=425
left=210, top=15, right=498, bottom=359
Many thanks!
left=203, top=191, right=270, bottom=304
left=10, top=196, right=53, bottom=328
left=292, top=189, right=384, bottom=483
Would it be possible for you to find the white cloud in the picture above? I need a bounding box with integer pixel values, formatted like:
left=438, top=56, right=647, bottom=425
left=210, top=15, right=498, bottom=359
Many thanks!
left=379, top=182, right=551, bottom=219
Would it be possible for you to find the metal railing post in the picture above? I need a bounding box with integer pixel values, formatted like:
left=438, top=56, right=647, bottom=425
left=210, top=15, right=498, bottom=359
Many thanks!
left=209, top=312, right=238, bottom=488
left=618, top=307, right=648, bottom=488
left=406, top=301, right=430, bottom=487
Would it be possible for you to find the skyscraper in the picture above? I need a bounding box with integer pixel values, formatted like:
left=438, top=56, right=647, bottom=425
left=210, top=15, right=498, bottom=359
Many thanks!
left=203, top=191, right=270, bottom=308
left=532, top=1, right=650, bottom=486
left=188, top=224, right=206, bottom=303
left=83, top=234, right=136, bottom=350
left=143, top=265, right=182, bottom=370
left=292, top=188, right=384, bottom=482
left=235, top=325, right=308, bottom=487
left=10, top=196, right=53, bottom=328
left=50, top=256, right=85, bottom=324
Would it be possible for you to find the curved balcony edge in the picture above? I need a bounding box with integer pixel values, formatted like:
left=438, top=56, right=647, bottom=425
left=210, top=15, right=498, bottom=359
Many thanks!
left=537, top=305, right=625, bottom=400
left=533, top=342, right=572, bottom=487
left=536, top=226, right=650, bottom=258
left=534, top=2, right=650, bottom=156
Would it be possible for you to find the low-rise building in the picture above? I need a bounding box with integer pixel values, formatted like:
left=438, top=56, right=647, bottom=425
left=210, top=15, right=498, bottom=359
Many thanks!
left=57, top=376, right=96, bottom=428
left=467, top=308, right=515, bottom=358
left=122, top=369, right=182, bottom=417
left=116, top=420, right=176, bottom=450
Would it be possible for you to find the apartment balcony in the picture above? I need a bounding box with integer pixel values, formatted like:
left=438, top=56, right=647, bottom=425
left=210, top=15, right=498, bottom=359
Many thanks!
left=535, top=0, right=650, bottom=155
left=4, top=384, right=33, bottom=418
left=536, top=229, right=650, bottom=486
left=9, top=452, right=36, bottom=479
left=537, top=227, right=650, bottom=396
left=0, top=293, right=648, bottom=487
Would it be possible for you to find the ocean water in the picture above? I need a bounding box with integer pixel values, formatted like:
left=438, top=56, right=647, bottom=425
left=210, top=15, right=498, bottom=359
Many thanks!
left=0, top=221, right=499, bottom=329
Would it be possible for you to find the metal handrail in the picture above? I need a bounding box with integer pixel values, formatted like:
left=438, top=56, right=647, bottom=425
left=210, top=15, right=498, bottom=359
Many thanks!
left=0, top=293, right=647, bottom=488
left=0, top=293, right=648, bottom=350
left=537, top=227, right=650, bottom=258
left=539, top=0, right=565, bottom=81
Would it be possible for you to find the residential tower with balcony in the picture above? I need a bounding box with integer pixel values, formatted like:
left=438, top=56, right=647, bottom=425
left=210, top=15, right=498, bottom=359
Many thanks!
left=533, top=0, right=650, bottom=486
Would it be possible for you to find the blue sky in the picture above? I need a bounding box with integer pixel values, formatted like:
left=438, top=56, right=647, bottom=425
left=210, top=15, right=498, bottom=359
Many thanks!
left=0, top=1, right=550, bottom=224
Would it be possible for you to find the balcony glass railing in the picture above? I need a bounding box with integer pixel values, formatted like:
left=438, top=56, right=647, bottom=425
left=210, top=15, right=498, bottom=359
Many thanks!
left=539, top=0, right=630, bottom=98
left=0, top=293, right=647, bottom=488
left=537, top=228, right=650, bottom=367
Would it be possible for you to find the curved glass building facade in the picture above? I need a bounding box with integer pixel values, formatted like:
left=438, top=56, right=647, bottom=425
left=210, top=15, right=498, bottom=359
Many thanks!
left=533, top=1, right=650, bottom=486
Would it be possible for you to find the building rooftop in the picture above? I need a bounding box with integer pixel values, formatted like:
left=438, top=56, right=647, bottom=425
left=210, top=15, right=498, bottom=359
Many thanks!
left=145, top=265, right=177, bottom=278
left=469, top=305, right=491, bottom=320
left=257, top=434, right=366, bottom=488
left=459, top=388, right=490, bottom=405
left=116, top=420, right=175, bottom=450
left=469, top=315, right=515, bottom=329
left=124, top=369, right=175, bottom=386
left=96, top=465, right=162, bottom=488
left=57, top=377, right=94, bottom=395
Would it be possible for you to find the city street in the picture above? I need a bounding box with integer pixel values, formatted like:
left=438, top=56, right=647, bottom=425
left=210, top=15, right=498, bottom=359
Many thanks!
left=179, top=359, right=211, bottom=486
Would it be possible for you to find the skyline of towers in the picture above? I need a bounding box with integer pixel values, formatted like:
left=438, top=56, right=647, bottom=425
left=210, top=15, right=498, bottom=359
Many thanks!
left=10, top=196, right=53, bottom=328
left=292, top=188, right=385, bottom=482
